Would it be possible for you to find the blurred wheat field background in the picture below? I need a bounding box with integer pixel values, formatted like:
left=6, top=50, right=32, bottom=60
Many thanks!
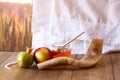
left=0, top=2, right=32, bottom=51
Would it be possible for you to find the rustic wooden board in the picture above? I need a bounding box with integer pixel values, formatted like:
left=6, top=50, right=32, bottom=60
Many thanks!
left=0, top=52, right=77, bottom=80
left=53, top=54, right=77, bottom=80
left=72, top=54, right=114, bottom=80
left=110, top=53, right=120, bottom=80
left=0, top=52, right=18, bottom=80
left=19, top=54, right=77, bottom=80
left=0, top=52, right=119, bottom=80
left=0, top=52, right=12, bottom=65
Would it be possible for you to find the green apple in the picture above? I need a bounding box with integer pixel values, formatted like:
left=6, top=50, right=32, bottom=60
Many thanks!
left=17, top=52, right=33, bottom=68
left=34, top=47, right=52, bottom=63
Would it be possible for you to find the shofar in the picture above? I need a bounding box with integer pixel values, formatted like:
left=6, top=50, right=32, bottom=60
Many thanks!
left=37, top=39, right=103, bottom=69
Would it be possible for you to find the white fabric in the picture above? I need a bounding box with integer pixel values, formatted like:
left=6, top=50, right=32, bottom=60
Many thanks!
left=32, top=0, right=120, bottom=54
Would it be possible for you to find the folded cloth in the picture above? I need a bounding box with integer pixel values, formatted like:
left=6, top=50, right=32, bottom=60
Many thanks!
left=31, top=0, right=120, bottom=54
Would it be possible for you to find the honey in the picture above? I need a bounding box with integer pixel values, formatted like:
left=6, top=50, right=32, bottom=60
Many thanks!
left=52, top=47, right=71, bottom=58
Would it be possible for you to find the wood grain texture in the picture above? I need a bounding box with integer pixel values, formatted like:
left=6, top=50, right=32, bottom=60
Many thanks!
left=0, top=52, right=119, bottom=80
left=110, top=53, right=120, bottom=80
left=72, top=54, right=114, bottom=80
left=0, top=52, right=18, bottom=80
left=0, top=52, right=11, bottom=65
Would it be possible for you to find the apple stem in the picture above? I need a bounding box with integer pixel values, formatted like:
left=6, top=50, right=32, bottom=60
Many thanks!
left=26, top=47, right=33, bottom=54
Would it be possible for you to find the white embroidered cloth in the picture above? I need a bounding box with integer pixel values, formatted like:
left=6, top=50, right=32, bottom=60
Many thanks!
left=31, top=0, right=120, bottom=54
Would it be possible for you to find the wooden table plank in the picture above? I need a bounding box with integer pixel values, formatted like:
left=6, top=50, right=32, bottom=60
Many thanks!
left=54, top=54, right=77, bottom=80
left=110, top=53, right=120, bottom=80
left=0, top=52, right=77, bottom=80
left=0, top=52, right=119, bottom=80
left=0, top=52, right=18, bottom=80
left=72, top=54, right=114, bottom=80
left=0, top=52, right=12, bottom=65
left=21, top=54, right=76, bottom=80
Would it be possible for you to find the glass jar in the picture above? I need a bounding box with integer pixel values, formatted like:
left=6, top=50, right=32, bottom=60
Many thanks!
left=51, top=42, right=71, bottom=58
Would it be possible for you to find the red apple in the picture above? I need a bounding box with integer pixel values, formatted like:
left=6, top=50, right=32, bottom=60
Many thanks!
left=33, top=47, right=52, bottom=64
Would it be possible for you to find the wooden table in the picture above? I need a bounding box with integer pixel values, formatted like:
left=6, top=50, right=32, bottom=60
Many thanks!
left=0, top=52, right=120, bottom=80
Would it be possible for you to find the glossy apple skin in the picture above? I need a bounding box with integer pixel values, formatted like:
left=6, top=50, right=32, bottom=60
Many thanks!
left=33, top=47, right=52, bottom=64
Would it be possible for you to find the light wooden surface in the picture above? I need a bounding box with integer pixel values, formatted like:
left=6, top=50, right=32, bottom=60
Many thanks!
left=0, top=52, right=119, bottom=80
